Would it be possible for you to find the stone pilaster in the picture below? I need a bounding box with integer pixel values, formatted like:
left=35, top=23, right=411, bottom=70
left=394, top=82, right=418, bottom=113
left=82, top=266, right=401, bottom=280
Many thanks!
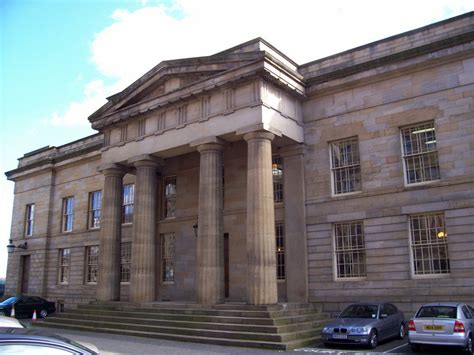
left=196, top=142, right=225, bottom=304
left=243, top=131, right=278, bottom=305
left=281, top=144, right=308, bottom=303
left=97, top=164, right=125, bottom=301
left=130, top=155, right=160, bottom=303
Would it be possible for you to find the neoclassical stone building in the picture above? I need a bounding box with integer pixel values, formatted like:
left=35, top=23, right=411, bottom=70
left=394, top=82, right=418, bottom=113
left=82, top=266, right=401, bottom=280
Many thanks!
left=5, top=12, right=474, bottom=315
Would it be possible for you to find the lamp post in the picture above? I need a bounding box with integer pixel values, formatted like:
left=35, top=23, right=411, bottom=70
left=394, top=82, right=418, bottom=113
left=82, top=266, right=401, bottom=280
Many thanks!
left=6, top=239, right=27, bottom=254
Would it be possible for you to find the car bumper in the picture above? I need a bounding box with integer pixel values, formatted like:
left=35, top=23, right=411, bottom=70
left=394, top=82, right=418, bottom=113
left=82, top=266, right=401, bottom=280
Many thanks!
left=321, top=334, right=371, bottom=345
left=408, top=331, right=468, bottom=347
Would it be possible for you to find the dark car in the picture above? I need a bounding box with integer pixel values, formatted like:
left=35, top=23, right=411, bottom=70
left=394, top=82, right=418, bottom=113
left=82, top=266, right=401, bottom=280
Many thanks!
left=0, top=327, right=99, bottom=354
left=0, top=296, right=56, bottom=318
left=321, top=303, right=405, bottom=349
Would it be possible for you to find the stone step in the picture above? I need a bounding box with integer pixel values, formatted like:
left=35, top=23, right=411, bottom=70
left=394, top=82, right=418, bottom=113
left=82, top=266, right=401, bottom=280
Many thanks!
left=37, top=321, right=321, bottom=350
left=76, top=304, right=319, bottom=319
left=37, top=316, right=321, bottom=342
left=46, top=312, right=327, bottom=334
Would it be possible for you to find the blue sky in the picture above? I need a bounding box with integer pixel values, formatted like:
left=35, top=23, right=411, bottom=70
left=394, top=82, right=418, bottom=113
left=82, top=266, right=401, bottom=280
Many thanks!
left=1, top=0, right=473, bottom=277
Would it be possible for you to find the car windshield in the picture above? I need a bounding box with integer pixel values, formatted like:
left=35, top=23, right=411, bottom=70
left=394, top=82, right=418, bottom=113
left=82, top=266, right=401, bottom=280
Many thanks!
left=417, top=306, right=457, bottom=319
left=339, top=305, right=378, bottom=319
left=0, top=297, right=18, bottom=305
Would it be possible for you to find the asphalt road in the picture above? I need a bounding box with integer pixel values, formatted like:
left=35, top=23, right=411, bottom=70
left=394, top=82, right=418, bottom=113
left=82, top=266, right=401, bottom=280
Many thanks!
left=20, top=320, right=469, bottom=355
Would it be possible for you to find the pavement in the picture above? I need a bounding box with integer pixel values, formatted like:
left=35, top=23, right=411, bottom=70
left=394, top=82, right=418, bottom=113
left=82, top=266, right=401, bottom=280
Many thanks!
left=18, top=319, right=468, bottom=355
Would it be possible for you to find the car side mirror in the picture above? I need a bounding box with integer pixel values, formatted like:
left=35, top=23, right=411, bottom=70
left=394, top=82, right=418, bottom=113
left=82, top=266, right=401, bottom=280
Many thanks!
left=380, top=313, right=388, bottom=319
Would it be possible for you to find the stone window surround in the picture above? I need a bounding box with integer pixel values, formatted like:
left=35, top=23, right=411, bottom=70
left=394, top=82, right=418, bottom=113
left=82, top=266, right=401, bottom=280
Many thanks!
left=24, top=203, right=35, bottom=237
left=61, top=196, right=74, bottom=233
left=88, top=190, right=102, bottom=230
left=58, top=248, right=70, bottom=285
left=333, top=220, right=367, bottom=281
left=329, top=137, right=362, bottom=196
left=400, top=120, right=441, bottom=186
left=408, top=212, right=450, bottom=278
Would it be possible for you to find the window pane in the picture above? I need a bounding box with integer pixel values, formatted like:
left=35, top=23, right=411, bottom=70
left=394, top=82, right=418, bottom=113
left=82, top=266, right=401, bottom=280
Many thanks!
left=122, top=185, right=134, bottom=223
left=331, top=138, right=361, bottom=194
left=334, top=221, right=366, bottom=278
left=161, top=233, right=175, bottom=282
left=272, top=156, right=284, bottom=203
left=275, top=223, right=285, bottom=280
left=121, top=242, right=131, bottom=282
left=164, top=177, right=177, bottom=218
left=86, top=246, right=99, bottom=283
left=89, top=191, right=102, bottom=228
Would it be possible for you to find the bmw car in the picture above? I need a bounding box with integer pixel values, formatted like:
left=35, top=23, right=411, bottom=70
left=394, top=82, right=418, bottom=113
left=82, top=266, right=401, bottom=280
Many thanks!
left=0, top=296, right=56, bottom=318
left=321, top=303, right=405, bottom=349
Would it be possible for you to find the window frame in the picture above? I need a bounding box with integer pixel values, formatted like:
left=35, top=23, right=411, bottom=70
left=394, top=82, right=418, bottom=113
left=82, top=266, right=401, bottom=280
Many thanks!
left=62, top=197, right=74, bottom=233
left=88, top=190, right=102, bottom=229
left=122, top=184, right=134, bottom=224
left=329, top=137, right=362, bottom=196
left=58, top=248, right=70, bottom=285
left=161, top=233, right=175, bottom=283
left=272, top=156, right=284, bottom=204
left=163, top=176, right=177, bottom=219
left=400, top=121, right=440, bottom=186
left=25, top=203, right=35, bottom=237
left=275, top=222, right=285, bottom=281
left=408, top=212, right=450, bottom=278
left=333, top=221, right=367, bottom=281
left=120, top=242, right=131, bottom=283
left=85, top=245, right=99, bottom=284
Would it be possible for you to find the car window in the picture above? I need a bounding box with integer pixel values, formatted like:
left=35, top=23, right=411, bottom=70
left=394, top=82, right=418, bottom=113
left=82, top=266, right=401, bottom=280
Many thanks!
left=385, top=304, right=397, bottom=315
left=462, top=306, right=472, bottom=319
left=417, top=306, right=457, bottom=319
left=0, top=344, right=75, bottom=354
left=340, top=305, right=378, bottom=319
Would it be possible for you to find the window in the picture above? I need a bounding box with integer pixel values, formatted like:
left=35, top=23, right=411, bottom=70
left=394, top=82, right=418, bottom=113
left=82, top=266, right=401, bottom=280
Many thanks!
left=138, top=118, right=146, bottom=137
left=89, top=191, right=102, bottom=229
left=164, top=177, right=176, bottom=218
left=86, top=246, right=99, bottom=283
left=334, top=221, right=366, bottom=279
left=272, top=156, right=283, bottom=203
left=330, top=137, right=361, bottom=194
left=161, top=233, right=175, bottom=282
left=275, top=223, right=285, bottom=280
left=122, top=184, right=134, bottom=223
left=58, top=249, right=70, bottom=284
left=62, top=197, right=74, bottom=232
left=121, top=242, right=131, bottom=283
left=401, top=121, right=440, bottom=184
left=25, top=204, right=35, bottom=236
left=409, top=213, right=450, bottom=276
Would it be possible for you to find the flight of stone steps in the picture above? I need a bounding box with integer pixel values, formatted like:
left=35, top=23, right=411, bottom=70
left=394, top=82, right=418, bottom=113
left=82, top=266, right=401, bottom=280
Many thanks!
left=35, top=302, right=328, bottom=350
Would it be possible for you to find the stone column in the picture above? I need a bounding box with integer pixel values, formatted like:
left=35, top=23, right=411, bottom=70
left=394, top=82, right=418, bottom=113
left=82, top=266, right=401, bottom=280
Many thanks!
left=129, top=155, right=160, bottom=303
left=97, top=164, right=125, bottom=301
left=281, top=144, right=308, bottom=303
left=196, top=143, right=224, bottom=304
left=243, top=131, right=278, bottom=305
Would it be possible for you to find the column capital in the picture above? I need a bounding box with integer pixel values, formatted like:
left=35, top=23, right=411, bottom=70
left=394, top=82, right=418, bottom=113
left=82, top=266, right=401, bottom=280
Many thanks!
left=243, top=130, right=275, bottom=142
left=128, top=154, right=163, bottom=169
left=197, top=143, right=225, bottom=153
left=98, top=163, right=126, bottom=177
left=277, top=143, right=306, bottom=158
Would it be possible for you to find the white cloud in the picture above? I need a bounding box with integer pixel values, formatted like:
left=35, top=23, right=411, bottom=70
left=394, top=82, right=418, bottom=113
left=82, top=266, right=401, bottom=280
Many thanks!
left=50, top=0, right=473, bottom=128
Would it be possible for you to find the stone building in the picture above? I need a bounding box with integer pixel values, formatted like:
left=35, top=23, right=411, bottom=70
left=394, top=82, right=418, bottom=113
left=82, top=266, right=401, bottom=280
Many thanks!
left=5, top=12, right=474, bottom=316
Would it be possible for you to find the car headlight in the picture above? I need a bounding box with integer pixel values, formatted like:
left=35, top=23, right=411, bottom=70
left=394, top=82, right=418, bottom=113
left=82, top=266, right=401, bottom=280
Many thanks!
left=349, top=327, right=370, bottom=334
left=321, top=327, right=331, bottom=334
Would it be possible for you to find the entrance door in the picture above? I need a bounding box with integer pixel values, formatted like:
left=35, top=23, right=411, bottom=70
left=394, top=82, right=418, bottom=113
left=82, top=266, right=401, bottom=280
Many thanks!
left=224, top=233, right=229, bottom=298
left=20, top=255, right=30, bottom=294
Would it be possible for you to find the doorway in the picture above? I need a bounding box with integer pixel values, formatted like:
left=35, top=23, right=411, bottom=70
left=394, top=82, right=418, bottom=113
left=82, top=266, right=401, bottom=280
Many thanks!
left=20, top=255, right=30, bottom=294
left=224, top=233, right=229, bottom=298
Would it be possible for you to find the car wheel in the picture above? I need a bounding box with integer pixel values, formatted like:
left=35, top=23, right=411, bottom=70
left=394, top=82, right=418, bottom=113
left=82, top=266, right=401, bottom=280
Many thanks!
left=410, top=344, right=420, bottom=352
left=368, top=330, right=378, bottom=349
left=39, top=309, right=48, bottom=318
left=398, top=323, right=405, bottom=339
left=465, top=335, right=473, bottom=354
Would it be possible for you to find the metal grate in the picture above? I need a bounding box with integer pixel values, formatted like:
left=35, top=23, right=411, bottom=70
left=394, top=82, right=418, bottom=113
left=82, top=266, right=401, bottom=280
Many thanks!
left=401, top=121, right=440, bottom=184
left=161, top=233, right=175, bottom=282
left=410, top=213, right=450, bottom=275
left=334, top=221, right=366, bottom=278
left=275, top=223, right=285, bottom=280
left=331, top=138, right=361, bottom=194
left=120, top=242, right=131, bottom=282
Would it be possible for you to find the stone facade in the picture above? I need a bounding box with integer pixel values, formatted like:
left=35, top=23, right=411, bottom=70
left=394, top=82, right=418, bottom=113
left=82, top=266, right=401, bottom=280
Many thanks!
left=5, top=12, right=474, bottom=315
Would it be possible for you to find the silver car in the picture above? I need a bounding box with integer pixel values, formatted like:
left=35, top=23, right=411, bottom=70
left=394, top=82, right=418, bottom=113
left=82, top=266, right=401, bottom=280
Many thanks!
left=321, top=303, right=405, bottom=349
left=408, top=302, right=473, bottom=353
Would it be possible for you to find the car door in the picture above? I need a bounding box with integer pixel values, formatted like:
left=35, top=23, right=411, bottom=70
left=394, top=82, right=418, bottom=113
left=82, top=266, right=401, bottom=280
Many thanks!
left=462, top=305, right=473, bottom=334
left=378, top=304, right=393, bottom=340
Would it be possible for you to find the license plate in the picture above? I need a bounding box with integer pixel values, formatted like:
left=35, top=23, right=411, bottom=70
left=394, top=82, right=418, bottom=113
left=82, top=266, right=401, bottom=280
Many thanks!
left=333, top=334, right=348, bottom=339
left=424, top=325, right=444, bottom=331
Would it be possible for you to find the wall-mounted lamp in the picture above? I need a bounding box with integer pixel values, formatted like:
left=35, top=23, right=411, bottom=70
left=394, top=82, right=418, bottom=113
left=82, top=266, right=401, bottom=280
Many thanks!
left=6, top=239, right=28, bottom=255
left=193, top=223, right=198, bottom=238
